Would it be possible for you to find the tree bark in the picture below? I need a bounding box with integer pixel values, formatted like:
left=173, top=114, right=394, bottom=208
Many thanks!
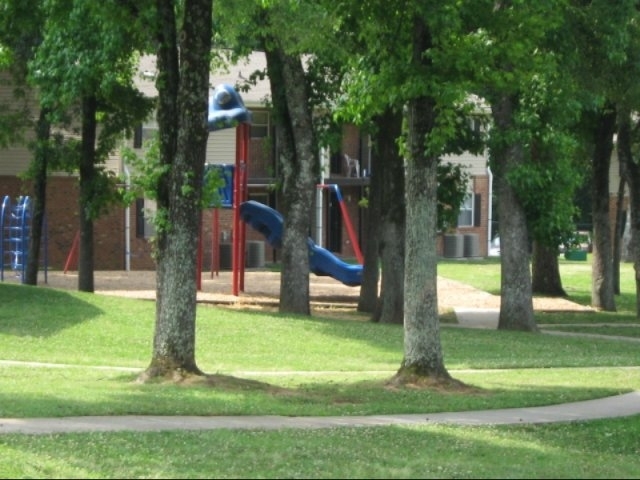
left=613, top=175, right=626, bottom=294
left=357, top=133, right=381, bottom=313
left=141, top=0, right=212, bottom=380
left=278, top=52, right=317, bottom=315
left=616, top=113, right=640, bottom=317
left=531, top=241, right=566, bottom=296
left=613, top=114, right=629, bottom=294
left=263, top=41, right=317, bottom=315
left=25, top=108, right=50, bottom=286
left=392, top=17, right=452, bottom=384
left=491, top=94, right=537, bottom=332
left=78, top=95, right=97, bottom=293
left=590, top=105, right=616, bottom=311
left=371, top=108, right=404, bottom=324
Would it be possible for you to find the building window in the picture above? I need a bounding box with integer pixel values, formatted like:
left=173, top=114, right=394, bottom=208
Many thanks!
left=133, top=124, right=143, bottom=149
left=457, top=192, right=482, bottom=228
left=251, top=110, right=270, bottom=138
left=457, top=193, right=474, bottom=227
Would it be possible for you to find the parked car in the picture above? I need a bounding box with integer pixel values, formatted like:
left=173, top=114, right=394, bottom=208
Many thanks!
left=489, top=232, right=592, bottom=257
left=489, top=236, right=501, bottom=257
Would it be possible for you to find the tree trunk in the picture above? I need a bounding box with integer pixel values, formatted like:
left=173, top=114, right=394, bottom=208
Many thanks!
left=357, top=133, right=381, bottom=313
left=491, top=95, right=537, bottom=332
left=141, top=0, right=212, bottom=381
left=622, top=208, right=633, bottom=262
left=78, top=95, right=97, bottom=293
left=279, top=51, right=317, bottom=315
left=263, top=42, right=317, bottom=315
left=613, top=122, right=629, bottom=293
left=628, top=165, right=640, bottom=319
left=25, top=108, right=50, bottom=286
left=590, top=105, right=616, bottom=311
left=371, top=108, right=404, bottom=324
left=616, top=113, right=640, bottom=317
left=392, top=18, right=452, bottom=385
left=531, top=241, right=566, bottom=296
left=613, top=175, right=626, bottom=294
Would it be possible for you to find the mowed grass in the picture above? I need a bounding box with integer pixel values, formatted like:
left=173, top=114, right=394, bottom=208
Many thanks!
left=0, top=260, right=639, bottom=479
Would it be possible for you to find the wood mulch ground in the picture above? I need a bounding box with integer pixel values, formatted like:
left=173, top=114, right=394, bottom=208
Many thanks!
left=33, top=269, right=593, bottom=314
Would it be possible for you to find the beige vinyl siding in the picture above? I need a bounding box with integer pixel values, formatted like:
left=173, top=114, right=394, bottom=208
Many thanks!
left=106, top=151, right=122, bottom=176
left=0, top=73, right=38, bottom=176
left=0, top=145, right=32, bottom=175
left=443, top=151, right=489, bottom=176
left=207, top=127, right=236, bottom=165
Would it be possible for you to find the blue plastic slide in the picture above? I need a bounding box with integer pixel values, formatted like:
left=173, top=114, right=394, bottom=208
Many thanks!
left=239, top=201, right=363, bottom=287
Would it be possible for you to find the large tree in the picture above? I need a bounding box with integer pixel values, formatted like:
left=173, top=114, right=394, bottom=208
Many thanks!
left=466, top=0, right=577, bottom=331
left=265, top=45, right=318, bottom=315
left=139, top=0, right=213, bottom=380
left=0, top=0, right=50, bottom=286
left=31, top=0, right=152, bottom=292
left=216, top=0, right=338, bottom=314
left=561, top=0, right=640, bottom=311
left=604, top=8, right=640, bottom=316
left=392, top=2, right=487, bottom=383
left=333, top=1, right=472, bottom=326
left=369, top=109, right=405, bottom=324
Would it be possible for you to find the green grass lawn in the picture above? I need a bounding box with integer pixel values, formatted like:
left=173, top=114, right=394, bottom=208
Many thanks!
left=0, top=260, right=639, bottom=479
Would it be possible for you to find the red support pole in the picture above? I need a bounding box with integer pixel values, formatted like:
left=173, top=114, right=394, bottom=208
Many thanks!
left=239, top=123, right=249, bottom=291
left=232, top=128, right=242, bottom=295
left=318, top=184, right=364, bottom=265
left=211, top=208, right=219, bottom=277
left=337, top=197, right=364, bottom=264
left=63, top=231, right=80, bottom=274
left=231, top=122, right=251, bottom=295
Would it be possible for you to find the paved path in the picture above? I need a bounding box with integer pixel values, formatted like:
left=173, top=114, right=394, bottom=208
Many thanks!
left=1, top=392, right=639, bottom=435
left=453, top=308, right=640, bottom=343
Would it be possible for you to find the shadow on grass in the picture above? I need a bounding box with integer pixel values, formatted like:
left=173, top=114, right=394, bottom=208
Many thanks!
left=212, top=306, right=403, bottom=355
left=0, top=372, right=629, bottom=418
left=4, top=416, right=639, bottom=480
left=0, top=284, right=103, bottom=337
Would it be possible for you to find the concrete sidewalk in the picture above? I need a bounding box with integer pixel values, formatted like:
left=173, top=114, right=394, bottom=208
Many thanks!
left=453, top=308, right=640, bottom=343
left=1, top=392, right=639, bottom=435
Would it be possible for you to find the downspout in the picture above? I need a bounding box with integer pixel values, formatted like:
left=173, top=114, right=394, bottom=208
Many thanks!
left=124, top=165, right=131, bottom=271
left=487, top=164, right=493, bottom=256
left=315, top=147, right=327, bottom=246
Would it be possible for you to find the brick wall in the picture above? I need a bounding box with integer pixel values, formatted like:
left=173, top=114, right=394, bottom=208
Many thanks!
left=436, top=174, right=491, bottom=257
left=0, top=175, right=127, bottom=271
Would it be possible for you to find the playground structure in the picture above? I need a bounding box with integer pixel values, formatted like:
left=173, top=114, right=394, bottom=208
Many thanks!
left=316, top=183, right=363, bottom=265
left=198, top=83, right=252, bottom=296
left=0, top=195, right=47, bottom=283
left=201, top=85, right=365, bottom=291
left=239, top=183, right=364, bottom=287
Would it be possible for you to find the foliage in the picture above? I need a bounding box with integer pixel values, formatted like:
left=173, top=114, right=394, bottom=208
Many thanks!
left=436, top=162, right=470, bottom=231
left=0, top=0, right=45, bottom=148
left=461, top=1, right=589, bottom=251
left=28, top=0, right=154, bottom=220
